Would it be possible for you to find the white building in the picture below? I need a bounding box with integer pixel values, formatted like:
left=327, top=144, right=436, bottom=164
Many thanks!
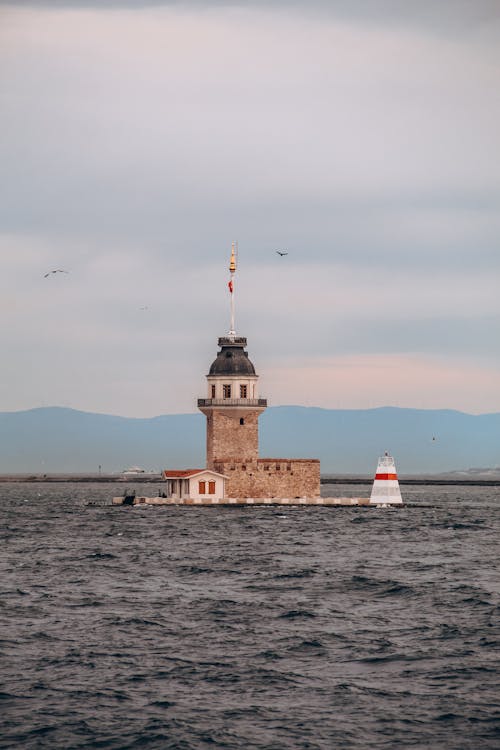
left=161, top=469, right=227, bottom=501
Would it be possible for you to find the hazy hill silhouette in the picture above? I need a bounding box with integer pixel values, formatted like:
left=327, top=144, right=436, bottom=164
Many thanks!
left=0, top=405, right=498, bottom=474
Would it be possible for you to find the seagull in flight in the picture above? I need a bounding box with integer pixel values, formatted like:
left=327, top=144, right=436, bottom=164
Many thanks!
left=44, top=269, right=69, bottom=278
left=275, top=250, right=288, bottom=256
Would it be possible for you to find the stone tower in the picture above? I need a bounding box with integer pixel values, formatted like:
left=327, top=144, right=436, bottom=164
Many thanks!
left=197, top=243, right=320, bottom=499
left=198, top=336, right=267, bottom=469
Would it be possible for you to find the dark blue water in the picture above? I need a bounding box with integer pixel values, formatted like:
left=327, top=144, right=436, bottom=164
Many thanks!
left=1, top=482, right=499, bottom=749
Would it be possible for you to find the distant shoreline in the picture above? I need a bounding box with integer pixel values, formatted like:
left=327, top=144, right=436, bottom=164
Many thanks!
left=0, top=474, right=499, bottom=486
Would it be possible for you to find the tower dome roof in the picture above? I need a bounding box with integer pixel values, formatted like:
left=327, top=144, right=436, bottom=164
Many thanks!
left=208, top=337, right=256, bottom=376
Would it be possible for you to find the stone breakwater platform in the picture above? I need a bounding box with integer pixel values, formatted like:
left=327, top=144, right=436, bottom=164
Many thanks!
left=112, top=496, right=375, bottom=507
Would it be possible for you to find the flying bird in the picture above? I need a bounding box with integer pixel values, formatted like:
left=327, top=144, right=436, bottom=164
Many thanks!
left=276, top=250, right=288, bottom=256
left=44, top=269, right=68, bottom=278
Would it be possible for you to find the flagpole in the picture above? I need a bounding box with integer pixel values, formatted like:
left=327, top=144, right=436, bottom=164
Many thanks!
left=229, top=241, right=236, bottom=337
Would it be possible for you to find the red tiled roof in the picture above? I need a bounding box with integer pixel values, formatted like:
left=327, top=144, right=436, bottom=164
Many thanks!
left=162, top=469, right=203, bottom=478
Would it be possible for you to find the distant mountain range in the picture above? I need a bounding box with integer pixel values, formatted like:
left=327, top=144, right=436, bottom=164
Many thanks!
left=0, top=405, right=499, bottom=474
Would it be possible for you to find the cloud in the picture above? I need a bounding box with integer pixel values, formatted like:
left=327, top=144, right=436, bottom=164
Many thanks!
left=2, top=7, right=498, bottom=246
left=0, top=2, right=499, bottom=415
left=264, top=354, right=500, bottom=414
left=2, top=0, right=499, bottom=34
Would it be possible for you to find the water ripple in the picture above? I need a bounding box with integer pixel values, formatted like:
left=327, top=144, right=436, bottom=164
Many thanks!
left=0, top=482, right=499, bottom=749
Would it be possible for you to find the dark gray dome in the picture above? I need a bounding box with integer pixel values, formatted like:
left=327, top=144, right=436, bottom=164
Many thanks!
left=208, top=337, right=256, bottom=376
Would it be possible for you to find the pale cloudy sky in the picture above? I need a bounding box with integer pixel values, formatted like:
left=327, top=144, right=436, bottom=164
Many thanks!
left=1, top=0, right=499, bottom=416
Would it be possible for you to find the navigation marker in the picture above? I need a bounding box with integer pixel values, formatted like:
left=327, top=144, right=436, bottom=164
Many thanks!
left=369, top=452, right=403, bottom=505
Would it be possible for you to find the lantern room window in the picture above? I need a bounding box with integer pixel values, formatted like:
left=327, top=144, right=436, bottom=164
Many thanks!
left=223, top=384, right=231, bottom=398
left=211, top=384, right=216, bottom=398
left=240, top=384, right=247, bottom=398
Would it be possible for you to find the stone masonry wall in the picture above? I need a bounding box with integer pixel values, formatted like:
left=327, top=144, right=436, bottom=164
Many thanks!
left=213, top=458, right=321, bottom=498
left=207, top=410, right=260, bottom=469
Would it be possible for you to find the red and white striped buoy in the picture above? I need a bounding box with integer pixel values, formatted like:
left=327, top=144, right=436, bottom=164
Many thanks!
left=370, top=452, right=403, bottom=505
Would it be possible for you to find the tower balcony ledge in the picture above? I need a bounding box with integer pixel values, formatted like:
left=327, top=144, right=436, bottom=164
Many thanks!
left=198, top=398, right=267, bottom=408
left=217, top=336, right=247, bottom=347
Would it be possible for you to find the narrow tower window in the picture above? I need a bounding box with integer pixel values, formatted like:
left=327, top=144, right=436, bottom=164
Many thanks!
left=240, top=384, right=247, bottom=398
left=223, top=384, right=231, bottom=399
left=240, top=418, right=245, bottom=425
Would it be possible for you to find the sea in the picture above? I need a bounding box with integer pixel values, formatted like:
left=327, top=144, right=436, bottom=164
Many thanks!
left=1, top=482, right=499, bottom=750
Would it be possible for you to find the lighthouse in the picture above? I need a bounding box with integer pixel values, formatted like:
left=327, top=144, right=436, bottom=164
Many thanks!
left=197, top=244, right=320, bottom=499
left=198, top=243, right=267, bottom=468
left=370, top=453, right=403, bottom=505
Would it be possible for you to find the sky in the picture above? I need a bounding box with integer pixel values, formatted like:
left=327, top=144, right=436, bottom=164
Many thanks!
left=1, top=0, right=499, bottom=417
